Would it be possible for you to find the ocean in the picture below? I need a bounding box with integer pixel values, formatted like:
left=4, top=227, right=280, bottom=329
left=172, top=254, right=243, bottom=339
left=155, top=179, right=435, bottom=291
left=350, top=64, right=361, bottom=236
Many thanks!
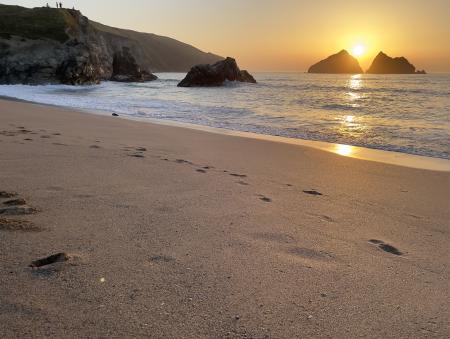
left=1, top=73, right=449, bottom=159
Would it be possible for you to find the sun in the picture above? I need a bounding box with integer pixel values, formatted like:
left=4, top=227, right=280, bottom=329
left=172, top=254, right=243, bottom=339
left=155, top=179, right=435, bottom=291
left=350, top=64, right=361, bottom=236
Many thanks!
left=351, top=44, right=366, bottom=57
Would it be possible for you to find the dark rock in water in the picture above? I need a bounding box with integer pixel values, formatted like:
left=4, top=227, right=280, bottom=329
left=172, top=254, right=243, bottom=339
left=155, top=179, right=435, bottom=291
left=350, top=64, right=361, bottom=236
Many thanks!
left=308, top=50, right=363, bottom=74
left=366, top=52, right=425, bottom=74
left=178, top=57, right=256, bottom=87
left=110, top=47, right=157, bottom=82
left=112, top=113, right=119, bottom=117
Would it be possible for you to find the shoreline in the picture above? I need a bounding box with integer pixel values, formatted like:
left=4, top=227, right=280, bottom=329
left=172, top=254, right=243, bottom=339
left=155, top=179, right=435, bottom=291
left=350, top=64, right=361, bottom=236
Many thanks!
left=1, top=95, right=449, bottom=172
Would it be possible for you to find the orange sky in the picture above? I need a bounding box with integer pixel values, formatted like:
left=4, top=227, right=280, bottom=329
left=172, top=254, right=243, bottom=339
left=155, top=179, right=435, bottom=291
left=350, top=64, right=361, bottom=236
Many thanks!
left=7, top=0, right=450, bottom=72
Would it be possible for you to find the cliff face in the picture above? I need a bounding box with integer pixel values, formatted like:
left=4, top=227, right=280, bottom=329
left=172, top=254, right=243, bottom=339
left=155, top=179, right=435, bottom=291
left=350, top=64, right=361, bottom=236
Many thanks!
left=0, top=5, right=222, bottom=85
left=308, top=50, right=363, bottom=74
left=366, top=52, right=425, bottom=74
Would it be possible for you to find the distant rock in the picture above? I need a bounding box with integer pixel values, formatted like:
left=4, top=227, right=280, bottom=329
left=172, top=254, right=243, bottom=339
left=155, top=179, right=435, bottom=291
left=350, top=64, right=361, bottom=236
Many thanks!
left=111, top=47, right=157, bottom=82
left=308, top=50, right=363, bottom=74
left=178, top=57, right=256, bottom=87
left=366, top=52, right=426, bottom=74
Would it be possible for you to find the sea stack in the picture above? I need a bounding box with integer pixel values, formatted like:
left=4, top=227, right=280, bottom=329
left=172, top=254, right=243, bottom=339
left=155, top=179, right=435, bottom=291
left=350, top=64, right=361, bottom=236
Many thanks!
left=308, top=50, right=363, bottom=74
left=366, top=52, right=426, bottom=74
left=178, top=57, right=256, bottom=87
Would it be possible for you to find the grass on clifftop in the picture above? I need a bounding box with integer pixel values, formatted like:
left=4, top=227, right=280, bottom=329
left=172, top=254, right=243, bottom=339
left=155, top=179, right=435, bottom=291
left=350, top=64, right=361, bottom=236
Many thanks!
left=0, top=4, right=70, bottom=42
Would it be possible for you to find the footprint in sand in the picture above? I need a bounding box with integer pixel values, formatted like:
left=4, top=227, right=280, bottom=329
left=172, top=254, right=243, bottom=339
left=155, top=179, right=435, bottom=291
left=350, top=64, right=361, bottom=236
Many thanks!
left=3, top=198, right=27, bottom=206
left=0, top=193, right=38, bottom=216
left=0, top=191, right=18, bottom=198
left=369, top=239, right=403, bottom=256
left=128, top=153, right=145, bottom=158
left=150, top=255, right=176, bottom=263
left=303, top=189, right=323, bottom=196
left=257, top=195, right=272, bottom=203
left=0, top=218, right=42, bottom=232
left=229, top=173, right=247, bottom=178
left=29, top=253, right=69, bottom=268
left=175, top=159, right=193, bottom=165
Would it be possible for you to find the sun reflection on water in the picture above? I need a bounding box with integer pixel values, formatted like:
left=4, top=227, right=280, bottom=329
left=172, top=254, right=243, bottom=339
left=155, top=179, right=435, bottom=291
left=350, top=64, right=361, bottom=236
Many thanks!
left=334, top=144, right=355, bottom=157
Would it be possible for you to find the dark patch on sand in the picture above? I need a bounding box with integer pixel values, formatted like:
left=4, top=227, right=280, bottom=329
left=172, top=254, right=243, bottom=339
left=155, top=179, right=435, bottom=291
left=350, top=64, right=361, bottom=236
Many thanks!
left=129, top=153, right=145, bottom=158
left=369, top=240, right=403, bottom=256
left=24, top=138, right=33, bottom=141
left=0, top=206, right=37, bottom=216
left=30, top=253, right=69, bottom=268
left=136, top=147, right=147, bottom=152
left=3, top=198, right=27, bottom=206
left=379, top=244, right=403, bottom=256
left=0, top=218, right=42, bottom=232
left=303, top=190, right=323, bottom=196
left=0, top=191, right=18, bottom=198
left=175, top=159, right=192, bottom=165
left=259, top=196, right=272, bottom=203
left=150, top=255, right=176, bottom=263
left=196, top=169, right=207, bottom=173
left=40, top=135, right=51, bottom=139
left=52, top=142, right=68, bottom=146
left=229, top=173, right=247, bottom=178
left=237, top=181, right=249, bottom=186
left=52, top=133, right=61, bottom=136
left=90, top=145, right=101, bottom=149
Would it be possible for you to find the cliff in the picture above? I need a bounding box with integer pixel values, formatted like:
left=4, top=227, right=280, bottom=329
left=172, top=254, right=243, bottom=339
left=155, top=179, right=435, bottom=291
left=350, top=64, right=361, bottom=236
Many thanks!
left=308, top=50, right=363, bottom=74
left=366, top=52, right=426, bottom=74
left=0, top=5, right=223, bottom=85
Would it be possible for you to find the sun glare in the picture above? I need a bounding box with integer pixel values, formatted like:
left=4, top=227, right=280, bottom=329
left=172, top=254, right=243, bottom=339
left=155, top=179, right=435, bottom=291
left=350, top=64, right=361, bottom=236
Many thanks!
left=351, top=44, right=366, bottom=57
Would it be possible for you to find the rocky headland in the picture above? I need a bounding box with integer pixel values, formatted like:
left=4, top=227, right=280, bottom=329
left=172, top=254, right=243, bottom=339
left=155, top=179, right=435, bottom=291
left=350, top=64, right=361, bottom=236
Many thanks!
left=0, top=4, right=222, bottom=85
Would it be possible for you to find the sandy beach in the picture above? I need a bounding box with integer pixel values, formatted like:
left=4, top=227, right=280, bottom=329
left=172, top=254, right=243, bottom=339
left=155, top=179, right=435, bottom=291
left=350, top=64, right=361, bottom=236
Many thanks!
left=1, top=98, right=449, bottom=338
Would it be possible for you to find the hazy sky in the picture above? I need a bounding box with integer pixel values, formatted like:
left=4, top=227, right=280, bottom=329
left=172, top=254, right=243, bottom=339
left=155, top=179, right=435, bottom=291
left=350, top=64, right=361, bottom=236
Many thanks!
left=4, top=0, right=450, bottom=72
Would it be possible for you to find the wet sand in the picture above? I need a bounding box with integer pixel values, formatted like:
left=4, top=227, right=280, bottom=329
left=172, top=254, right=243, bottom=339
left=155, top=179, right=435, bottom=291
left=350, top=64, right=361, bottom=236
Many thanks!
left=1, top=98, right=449, bottom=338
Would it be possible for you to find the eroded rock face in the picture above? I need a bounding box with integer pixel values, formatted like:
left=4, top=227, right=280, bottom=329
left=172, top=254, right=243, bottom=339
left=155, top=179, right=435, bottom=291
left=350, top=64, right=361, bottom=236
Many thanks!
left=366, top=52, right=425, bottom=74
left=111, top=47, right=157, bottom=82
left=0, top=5, right=205, bottom=85
left=308, top=50, right=363, bottom=74
left=178, top=57, right=256, bottom=87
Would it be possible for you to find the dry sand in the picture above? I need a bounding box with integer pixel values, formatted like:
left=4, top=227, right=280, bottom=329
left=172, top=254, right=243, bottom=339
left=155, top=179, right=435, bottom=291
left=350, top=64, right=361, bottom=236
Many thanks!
left=1, top=98, right=449, bottom=338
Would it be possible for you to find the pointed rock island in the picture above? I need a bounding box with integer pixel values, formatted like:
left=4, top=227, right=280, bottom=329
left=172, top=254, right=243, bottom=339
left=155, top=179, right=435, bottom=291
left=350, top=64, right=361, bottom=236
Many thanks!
left=178, top=57, right=256, bottom=87
left=308, top=50, right=363, bottom=74
left=366, top=52, right=426, bottom=74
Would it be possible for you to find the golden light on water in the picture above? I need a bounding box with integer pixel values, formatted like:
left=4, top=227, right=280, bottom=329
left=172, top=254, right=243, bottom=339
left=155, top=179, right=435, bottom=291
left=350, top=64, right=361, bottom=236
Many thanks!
left=334, top=144, right=354, bottom=157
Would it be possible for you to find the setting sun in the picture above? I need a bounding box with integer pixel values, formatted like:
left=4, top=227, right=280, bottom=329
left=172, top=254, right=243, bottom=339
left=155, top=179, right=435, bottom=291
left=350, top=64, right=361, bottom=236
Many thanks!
left=351, top=44, right=366, bottom=57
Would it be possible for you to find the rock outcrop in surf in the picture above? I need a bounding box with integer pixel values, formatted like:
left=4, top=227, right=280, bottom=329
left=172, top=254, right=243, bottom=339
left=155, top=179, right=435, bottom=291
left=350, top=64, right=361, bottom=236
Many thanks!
left=178, top=57, right=256, bottom=87
left=366, top=52, right=426, bottom=74
left=308, top=50, right=363, bottom=74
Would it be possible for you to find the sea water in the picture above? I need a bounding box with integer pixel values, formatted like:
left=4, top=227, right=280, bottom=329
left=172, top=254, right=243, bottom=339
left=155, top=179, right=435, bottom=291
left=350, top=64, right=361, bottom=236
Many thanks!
left=1, top=73, right=449, bottom=159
